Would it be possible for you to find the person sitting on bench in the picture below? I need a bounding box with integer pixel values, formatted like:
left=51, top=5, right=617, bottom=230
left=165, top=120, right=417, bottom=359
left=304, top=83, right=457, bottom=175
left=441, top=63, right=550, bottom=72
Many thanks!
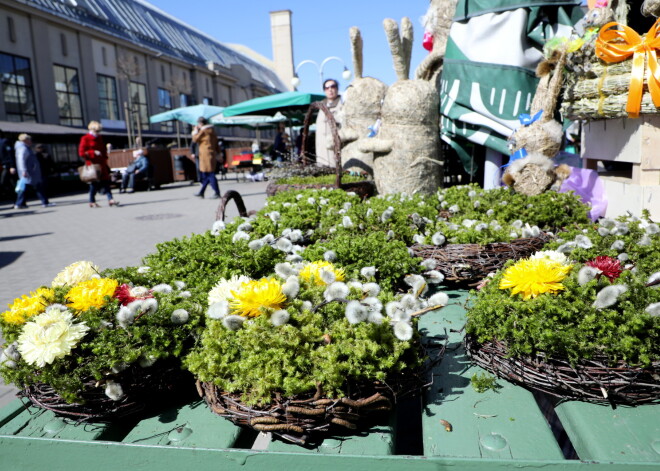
left=120, top=148, right=151, bottom=193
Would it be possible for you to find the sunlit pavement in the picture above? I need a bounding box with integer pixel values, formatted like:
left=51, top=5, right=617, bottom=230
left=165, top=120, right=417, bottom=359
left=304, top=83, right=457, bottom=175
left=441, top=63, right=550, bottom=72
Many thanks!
left=0, top=178, right=270, bottom=405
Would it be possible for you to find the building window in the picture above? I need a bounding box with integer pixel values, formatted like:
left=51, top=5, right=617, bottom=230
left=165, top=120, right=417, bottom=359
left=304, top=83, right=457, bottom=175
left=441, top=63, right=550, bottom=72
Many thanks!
left=97, top=74, right=119, bottom=121
left=129, top=81, right=149, bottom=130
left=7, top=17, right=16, bottom=43
left=157, top=87, right=173, bottom=132
left=202, top=97, right=213, bottom=105
left=161, top=65, right=165, bottom=82
left=180, top=93, right=194, bottom=107
left=0, top=53, right=37, bottom=122
left=101, top=47, right=107, bottom=67
left=60, top=33, right=68, bottom=57
left=53, top=64, right=83, bottom=126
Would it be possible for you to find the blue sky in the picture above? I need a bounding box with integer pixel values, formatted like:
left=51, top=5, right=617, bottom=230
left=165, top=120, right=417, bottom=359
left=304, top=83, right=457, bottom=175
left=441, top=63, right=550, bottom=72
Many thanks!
left=146, top=0, right=430, bottom=94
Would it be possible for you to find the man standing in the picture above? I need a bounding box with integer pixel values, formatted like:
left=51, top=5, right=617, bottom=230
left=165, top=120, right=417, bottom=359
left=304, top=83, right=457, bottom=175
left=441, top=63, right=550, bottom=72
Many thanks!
left=14, top=133, right=54, bottom=209
left=315, top=78, right=343, bottom=168
left=0, top=128, right=16, bottom=200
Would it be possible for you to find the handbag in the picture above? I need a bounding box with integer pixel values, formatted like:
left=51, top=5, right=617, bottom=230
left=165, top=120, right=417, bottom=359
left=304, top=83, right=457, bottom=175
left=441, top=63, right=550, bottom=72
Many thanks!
left=15, top=177, right=26, bottom=193
left=78, top=164, right=101, bottom=183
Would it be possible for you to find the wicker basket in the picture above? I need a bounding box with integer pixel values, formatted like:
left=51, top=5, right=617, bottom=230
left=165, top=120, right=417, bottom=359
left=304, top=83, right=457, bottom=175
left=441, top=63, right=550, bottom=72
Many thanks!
left=409, top=233, right=552, bottom=286
left=196, top=340, right=444, bottom=445
left=18, top=360, right=195, bottom=422
left=465, top=335, right=660, bottom=405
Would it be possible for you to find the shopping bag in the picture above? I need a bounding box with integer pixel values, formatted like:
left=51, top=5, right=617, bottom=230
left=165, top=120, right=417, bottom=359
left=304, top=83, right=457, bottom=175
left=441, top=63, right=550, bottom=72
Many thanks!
left=15, top=177, right=26, bottom=193
left=78, top=164, right=101, bottom=183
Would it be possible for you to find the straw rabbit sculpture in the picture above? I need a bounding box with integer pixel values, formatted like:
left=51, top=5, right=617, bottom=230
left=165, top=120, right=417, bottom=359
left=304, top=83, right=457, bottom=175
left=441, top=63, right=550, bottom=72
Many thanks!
left=358, top=17, right=443, bottom=195
left=502, top=46, right=572, bottom=196
left=643, top=0, right=660, bottom=17
left=339, top=27, right=388, bottom=176
left=417, top=0, right=458, bottom=80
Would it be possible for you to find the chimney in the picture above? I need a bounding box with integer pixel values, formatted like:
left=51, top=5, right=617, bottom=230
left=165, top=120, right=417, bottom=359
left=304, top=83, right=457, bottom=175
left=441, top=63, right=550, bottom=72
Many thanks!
left=270, top=10, right=294, bottom=91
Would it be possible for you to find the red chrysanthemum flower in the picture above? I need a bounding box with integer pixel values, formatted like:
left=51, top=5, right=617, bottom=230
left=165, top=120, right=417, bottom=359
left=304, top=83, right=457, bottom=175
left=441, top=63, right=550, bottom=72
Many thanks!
left=586, top=256, right=623, bottom=282
left=114, top=284, right=153, bottom=306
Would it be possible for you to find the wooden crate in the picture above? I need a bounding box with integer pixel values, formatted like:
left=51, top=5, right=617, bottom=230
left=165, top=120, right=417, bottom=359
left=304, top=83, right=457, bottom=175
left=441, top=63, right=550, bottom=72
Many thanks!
left=1, top=289, right=658, bottom=470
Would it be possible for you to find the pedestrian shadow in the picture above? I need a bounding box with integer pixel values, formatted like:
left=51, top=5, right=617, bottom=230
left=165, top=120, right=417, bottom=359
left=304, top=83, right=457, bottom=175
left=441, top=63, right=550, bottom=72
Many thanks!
left=0, top=233, right=52, bottom=242
left=0, top=252, right=23, bottom=269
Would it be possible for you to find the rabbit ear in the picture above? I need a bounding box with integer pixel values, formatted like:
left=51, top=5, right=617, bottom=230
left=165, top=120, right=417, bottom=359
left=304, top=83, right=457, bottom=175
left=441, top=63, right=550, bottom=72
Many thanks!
left=350, top=27, right=363, bottom=79
left=400, top=17, right=413, bottom=80
left=383, top=18, right=408, bottom=81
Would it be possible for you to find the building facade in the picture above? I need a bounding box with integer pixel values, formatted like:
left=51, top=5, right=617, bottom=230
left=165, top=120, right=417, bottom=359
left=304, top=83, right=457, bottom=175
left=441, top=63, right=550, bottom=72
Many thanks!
left=0, top=0, right=288, bottom=165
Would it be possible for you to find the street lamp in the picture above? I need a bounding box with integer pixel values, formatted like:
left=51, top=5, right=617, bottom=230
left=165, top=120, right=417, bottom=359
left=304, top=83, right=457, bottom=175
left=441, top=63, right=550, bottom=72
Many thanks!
left=291, top=56, right=352, bottom=89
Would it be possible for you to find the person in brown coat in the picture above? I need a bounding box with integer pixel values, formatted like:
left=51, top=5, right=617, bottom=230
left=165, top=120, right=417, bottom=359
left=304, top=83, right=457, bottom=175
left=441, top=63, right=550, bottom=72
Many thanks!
left=191, top=117, right=221, bottom=199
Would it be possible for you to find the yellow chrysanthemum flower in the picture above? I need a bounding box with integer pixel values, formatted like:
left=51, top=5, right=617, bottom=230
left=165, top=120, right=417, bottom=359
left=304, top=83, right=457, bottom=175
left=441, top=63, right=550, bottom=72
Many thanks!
left=499, top=258, right=572, bottom=300
left=299, top=261, right=345, bottom=286
left=2, top=288, right=55, bottom=325
left=52, top=261, right=100, bottom=287
left=66, top=278, right=119, bottom=312
left=230, top=278, right=286, bottom=317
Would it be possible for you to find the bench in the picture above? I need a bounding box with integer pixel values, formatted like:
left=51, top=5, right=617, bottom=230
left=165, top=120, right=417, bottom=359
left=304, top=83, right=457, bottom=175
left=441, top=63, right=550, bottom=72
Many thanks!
left=1, top=288, right=658, bottom=470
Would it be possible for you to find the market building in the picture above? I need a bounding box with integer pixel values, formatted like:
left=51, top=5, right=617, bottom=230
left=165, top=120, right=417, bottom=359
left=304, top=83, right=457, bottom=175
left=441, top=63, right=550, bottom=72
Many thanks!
left=0, top=0, right=292, bottom=171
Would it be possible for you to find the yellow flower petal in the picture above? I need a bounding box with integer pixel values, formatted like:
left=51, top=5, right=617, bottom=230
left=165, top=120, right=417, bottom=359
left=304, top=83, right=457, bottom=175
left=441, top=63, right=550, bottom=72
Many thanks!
left=499, top=258, right=571, bottom=300
left=230, top=278, right=286, bottom=317
left=66, top=278, right=119, bottom=312
left=299, top=261, right=345, bottom=286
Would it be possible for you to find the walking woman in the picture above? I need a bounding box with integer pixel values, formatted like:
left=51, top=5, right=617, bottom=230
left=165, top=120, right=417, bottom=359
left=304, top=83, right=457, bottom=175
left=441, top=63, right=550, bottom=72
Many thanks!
left=192, top=117, right=221, bottom=199
left=79, top=120, right=119, bottom=207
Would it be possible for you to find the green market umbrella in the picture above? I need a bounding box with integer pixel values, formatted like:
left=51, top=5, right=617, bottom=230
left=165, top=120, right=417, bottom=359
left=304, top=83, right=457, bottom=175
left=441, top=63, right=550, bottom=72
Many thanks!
left=149, top=104, right=226, bottom=125
left=209, top=111, right=289, bottom=128
left=221, top=91, right=324, bottom=117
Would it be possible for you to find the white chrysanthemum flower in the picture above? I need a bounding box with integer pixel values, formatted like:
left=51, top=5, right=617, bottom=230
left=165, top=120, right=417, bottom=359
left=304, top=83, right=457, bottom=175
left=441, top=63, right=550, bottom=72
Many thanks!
left=618, top=253, right=629, bottom=262
left=593, top=285, right=628, bottom=309
left=307, top=197, right=316, bottom=205
left=270, top=309, right=290, bottom=326
left=139, top=355, right=157, bottom=368
left=51, top=261, right=100, bottom=287
left=557, top=242, right=576, bottom=254
left=286, top=254, right=303, bottom=263
left=645, top=302, right=660, bottom=316
left=152, top=283, right=173, bottom=294
left=638, top=235, right=652, bottom=246
left=610, top=240, right=625, bottom=251
left=209, top=276, right=249, bottom=305
left=425, top=270, right=445, bottom=284
left=323, top=250, right=337, bottom=262
left=269, top=211, right=281, bottom=222
left=530, top=250, right=569, bottom=265
left=223, top=315, right=246, bottom=331
left=171, top=309, right=189, bottom=324
left=393, top=322, right=413, bottom=341
left=248, top=239, right=265, bottom=250
left=288, top=229, right=303, bottom=243
left=105, top=381, right=124, bottom=401
left=645, top=223, right=660, bottom=235
left=116, top=305, right=135, bottom=328
left=275, top=263, right=296, bottom=279
left=577, top=266, right=602, bottom=286
left=428, top=292, right=449, bottom=307
left=18, top=310, right=89, bottom=367
left=431, top=232, right=446, bottom=246
left=324, top=282, right=349, bottom=301
left=363, top=282, right=381, bottom=297
left=282, top=279, right=300, bottom=299
left=345, top=300, right=368, bottom=324
left=207, top=301, right=229, bottom=319
left=276, top=237, right=293, bottom=252
left=574, top=235, right=593, bottom=249
left=360, top=266, right=377, bottom=278
left=232, top=231, right=250, bottom=243
left=413, top=234, right=426, bottom=244
left=211, top=220, right=226, bottom=235
left=599, top=218, right=615, bottom=228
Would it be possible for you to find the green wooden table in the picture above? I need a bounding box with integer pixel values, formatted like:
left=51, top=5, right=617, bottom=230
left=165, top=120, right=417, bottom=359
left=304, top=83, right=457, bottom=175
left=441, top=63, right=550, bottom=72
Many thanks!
left=1, top=289, right=659, bottom=470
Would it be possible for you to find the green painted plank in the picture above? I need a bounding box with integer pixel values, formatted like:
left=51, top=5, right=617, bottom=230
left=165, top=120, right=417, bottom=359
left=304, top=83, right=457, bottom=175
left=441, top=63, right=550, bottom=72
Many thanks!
left=419, top=289, right=564, bottom=460
left=267, top=421, right=395, bottom=455
left=0, top=435, right=659, bottom=471
left=121, top=400, right=243, bottom=448
left=0, top=399, right=27, bottom=428
left=0, top=405, right=113, bottom=440
left=555, top=402, right=660, bottom=462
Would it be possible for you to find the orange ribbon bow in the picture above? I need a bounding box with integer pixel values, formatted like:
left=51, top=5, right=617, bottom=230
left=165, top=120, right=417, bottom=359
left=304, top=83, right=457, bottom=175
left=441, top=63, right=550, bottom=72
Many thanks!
left=595, top=19, right=660, bottom=118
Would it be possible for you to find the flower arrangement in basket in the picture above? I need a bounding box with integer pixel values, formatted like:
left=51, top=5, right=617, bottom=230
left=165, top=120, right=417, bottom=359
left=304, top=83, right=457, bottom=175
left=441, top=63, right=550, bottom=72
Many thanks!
left=465, top=214, right=660, bottom=404
left=185, top=259, right=449, bottom=444
left=0, top=261, right=201, bottom=420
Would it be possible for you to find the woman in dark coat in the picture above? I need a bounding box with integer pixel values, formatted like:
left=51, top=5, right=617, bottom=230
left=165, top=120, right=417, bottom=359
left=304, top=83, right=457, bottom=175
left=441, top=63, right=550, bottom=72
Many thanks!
left=79, top=120, right=118, bottom=207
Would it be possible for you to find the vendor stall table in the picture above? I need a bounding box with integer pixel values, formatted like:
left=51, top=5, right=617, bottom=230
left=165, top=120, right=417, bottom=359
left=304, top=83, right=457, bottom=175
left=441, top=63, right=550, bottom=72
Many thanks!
left=1, top=290, right=658, bottom=470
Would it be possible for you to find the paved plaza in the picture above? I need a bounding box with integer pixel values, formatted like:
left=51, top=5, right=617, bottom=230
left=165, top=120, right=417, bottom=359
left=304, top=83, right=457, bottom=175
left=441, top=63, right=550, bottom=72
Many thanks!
left=0, top=178, right=269, bottom=407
